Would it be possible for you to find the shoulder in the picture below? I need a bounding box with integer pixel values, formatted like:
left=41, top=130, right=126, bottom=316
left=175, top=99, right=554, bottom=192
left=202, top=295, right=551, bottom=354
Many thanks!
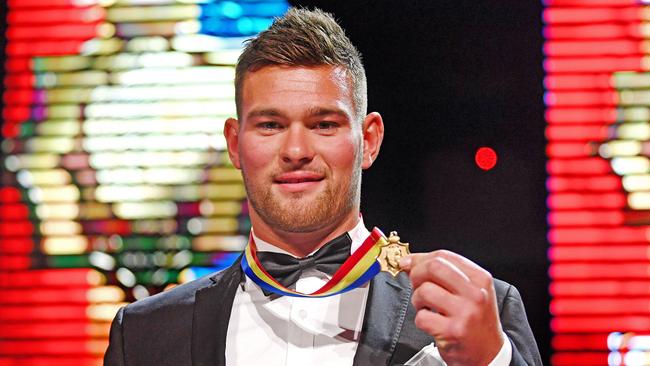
left=124, top=275, right=215, bottom=315
left=492, top=278, right=524, bottom=314
left=121, top=261, right=240, bottom=318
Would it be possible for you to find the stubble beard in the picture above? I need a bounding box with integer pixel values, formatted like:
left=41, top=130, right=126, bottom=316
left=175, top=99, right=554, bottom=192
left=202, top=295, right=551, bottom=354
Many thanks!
left=242, top=163, right=362, bottom=234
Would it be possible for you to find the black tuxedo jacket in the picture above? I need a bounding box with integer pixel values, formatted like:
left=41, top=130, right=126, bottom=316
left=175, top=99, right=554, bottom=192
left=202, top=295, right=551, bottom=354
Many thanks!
left=104, top=257, right=542, bottom=366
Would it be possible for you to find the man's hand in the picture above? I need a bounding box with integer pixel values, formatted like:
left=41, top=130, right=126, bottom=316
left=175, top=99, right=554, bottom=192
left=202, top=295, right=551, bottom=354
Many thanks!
left=399, top=250, right=503, bottom=366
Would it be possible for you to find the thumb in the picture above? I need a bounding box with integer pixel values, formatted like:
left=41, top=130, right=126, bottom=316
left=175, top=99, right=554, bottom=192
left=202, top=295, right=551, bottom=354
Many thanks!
left=399, top=253, right=427, bottom=273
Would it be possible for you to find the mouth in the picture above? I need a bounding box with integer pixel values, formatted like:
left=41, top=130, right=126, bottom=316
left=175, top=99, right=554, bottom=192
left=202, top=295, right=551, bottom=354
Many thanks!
left=273, top=171, right=325, bottom=192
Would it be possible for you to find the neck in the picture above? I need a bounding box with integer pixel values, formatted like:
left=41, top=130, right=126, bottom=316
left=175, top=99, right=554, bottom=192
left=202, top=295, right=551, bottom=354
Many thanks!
left=249, top=208, right=360, bottom=257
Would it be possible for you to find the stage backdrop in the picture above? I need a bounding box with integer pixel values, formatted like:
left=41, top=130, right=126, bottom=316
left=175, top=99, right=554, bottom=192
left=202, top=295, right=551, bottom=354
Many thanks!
left=0, top=1, right=288, bottom=365
left=544, top=0, right=650, bottom=365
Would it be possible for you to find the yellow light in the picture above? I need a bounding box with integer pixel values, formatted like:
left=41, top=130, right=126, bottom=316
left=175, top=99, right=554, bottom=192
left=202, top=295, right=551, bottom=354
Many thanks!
left=144, top=168, right=204, bottom=184
left=87, top=84, right=234, bottom=102
left=89, top=151, right=218, bottom=169
left=96, top=185, right=172, bottom=202
left=202, top=184, right=247, bottom=200
left=623, top=175, right=650, bottom=192
left=81, top=38, right=124, bottom=56
left=42, top=89, right=92, bottom=104
left=85, top=101, right=235, bottom=119
left=86, top=323, right=112, bottom=337
left=80, top=202, right=112, bottom=219
left=29, top=185, right=80, bottom=203
left=107, top=5, right=199, bottom=22
left=192, top=235, right=247, bottom=252
left=86, top=339, right=110, bottom=356
left=172, top=185, right=201, bottom=201
left=615, top=71, right=650, bottom=88
left=132, top=219, right=178, bottom=234
left=113, top=201, right=178, bottom=219
left=39, top=71, right=108, bottom=88
left=621, top=107, right=650, bottom=122
left=618, top=90, right=650, bottom=106
left=86, top=286, right=126, bottom=303
left=630, top=192, right=650, bottom=210
left=25, top=137, right=75, bottom=153
left=42, top=236, right=89, bottom=255
left=208, top=167, right=242, bottom=182
left=5, top=154, right=60, bottom=171
left=17, top=169, right=71, bottom=186
left=616, top=123, right=650, bottom=140
left=125, top=36, right=170, bottom=52
left=94, top=52, right=194, bottom=70
left=35, top=203, right=80, bottom=220
left=110, top=66, right=234, bottom=85
left=36, top=120, right=82, bottom=136
left=205, top=50, right=242, bottom=66
left=87, top=270, right=107, bottom=286
left=199, top=200, right=242, bottom=216
left=612, top=157, right=650, bottom=175
left=33, top=56, right=91, bottom=72
left=83, top=133, right=225, bottom=152
left=175, top=20, right=201, bottom=34
left=83, top=117, right=226, bottom=135
left=599, top=140, right=641, bottom=158
left=97, top=22, right=116, bottom=38
left=86, top=303, right=128, bottom=321
left=40, top=220, right=83, bottom=236
left=187, top=217, right=239, bottom=235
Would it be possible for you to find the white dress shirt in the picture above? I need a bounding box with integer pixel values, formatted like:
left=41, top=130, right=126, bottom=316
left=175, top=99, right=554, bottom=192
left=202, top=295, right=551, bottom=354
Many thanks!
left=225, top=220, right=512, bottom=366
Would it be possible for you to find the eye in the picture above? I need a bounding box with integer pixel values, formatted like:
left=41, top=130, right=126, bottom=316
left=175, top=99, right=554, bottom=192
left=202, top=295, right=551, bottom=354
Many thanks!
left=257, top=121, right=282, bottom=130
left=314, top=121, right=339, bottom=130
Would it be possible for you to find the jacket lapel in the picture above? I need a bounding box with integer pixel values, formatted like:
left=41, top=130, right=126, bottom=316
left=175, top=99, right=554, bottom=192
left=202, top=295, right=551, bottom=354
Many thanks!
left=353, top=271, right=412, bottom=366
left=191, top=257, right=243, bottom=366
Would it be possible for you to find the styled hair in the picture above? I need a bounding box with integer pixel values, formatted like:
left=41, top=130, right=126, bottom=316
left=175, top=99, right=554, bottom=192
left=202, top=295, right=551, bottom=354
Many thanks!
left=235, top=7, right=367, bottom=120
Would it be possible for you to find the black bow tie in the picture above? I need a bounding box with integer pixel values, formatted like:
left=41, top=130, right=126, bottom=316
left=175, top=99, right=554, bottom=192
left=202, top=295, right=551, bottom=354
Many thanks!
left=255, top=233, right=352, bottom=296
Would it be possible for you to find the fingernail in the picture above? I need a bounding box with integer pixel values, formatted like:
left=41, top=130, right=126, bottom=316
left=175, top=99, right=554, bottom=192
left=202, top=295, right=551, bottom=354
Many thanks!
left=399, top=256, right=412, bottom=269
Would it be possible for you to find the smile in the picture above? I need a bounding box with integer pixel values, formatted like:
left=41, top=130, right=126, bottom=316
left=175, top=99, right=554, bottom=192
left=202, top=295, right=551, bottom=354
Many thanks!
left=273, top=171, right=325, bottom=192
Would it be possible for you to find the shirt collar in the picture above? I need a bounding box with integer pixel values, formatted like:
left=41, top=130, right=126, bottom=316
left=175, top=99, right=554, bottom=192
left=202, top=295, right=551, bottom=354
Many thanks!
left=251, top=217, right=371, bottom=257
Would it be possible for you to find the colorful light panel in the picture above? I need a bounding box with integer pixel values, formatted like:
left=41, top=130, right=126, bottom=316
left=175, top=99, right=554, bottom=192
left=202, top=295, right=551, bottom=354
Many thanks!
left=544, top=0, right=650, bottom=365
left=0, top=0, right=288, bottom=364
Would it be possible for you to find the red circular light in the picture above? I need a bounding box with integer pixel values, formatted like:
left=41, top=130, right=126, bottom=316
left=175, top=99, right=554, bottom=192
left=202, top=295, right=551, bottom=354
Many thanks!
left=475, top=147, right=497, bottom=171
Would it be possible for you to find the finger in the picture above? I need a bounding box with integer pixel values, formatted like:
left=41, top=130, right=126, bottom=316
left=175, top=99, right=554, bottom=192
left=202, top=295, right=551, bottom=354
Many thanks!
left=411, top=281, right=460, bottom=316
left=413, top=308, right=450, bottom=339
left=409, top=256, right=475, bottom=297
left=399, top=253, right=426, bottom=273
left=434, top=250, right=494, bottom=291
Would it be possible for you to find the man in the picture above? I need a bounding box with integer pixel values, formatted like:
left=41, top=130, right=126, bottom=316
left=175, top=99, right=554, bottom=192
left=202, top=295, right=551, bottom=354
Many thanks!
left=104, top=8, right=541, bottom=366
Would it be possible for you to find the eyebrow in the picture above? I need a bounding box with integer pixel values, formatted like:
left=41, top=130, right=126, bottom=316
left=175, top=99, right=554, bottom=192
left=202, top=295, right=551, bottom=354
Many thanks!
left=246, top=108, right=283, bottom=119
left=246, top=106, right=350, bottom=120
left=306, top=106, right=350, bottom=119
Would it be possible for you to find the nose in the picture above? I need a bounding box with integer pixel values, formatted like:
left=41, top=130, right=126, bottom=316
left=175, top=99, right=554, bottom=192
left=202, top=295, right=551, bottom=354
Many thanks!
left=280, top=124, right=314, bottom=166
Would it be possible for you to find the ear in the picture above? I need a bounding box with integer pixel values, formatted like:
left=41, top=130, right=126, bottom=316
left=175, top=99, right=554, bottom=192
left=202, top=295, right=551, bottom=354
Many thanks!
left=361, top=112, right=384, bottom=170
left=224, top=117, right=241, bottom=169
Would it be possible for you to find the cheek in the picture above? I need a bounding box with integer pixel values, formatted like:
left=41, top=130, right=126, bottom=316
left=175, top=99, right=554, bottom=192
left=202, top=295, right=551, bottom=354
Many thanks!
left=239, top=137, right=274, bottom=171
left=322, top=137, right=359, bottom=173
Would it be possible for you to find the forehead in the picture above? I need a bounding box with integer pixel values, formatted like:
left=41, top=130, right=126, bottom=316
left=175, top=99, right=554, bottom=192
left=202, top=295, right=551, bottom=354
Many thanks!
left=239, top=65, right=355, bottom=116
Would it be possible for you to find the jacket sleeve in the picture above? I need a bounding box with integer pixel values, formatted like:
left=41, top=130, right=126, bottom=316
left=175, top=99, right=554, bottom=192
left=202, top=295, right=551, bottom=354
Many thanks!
left=104, top=306, right=126, bottom=366
left=498, top=285, right=543, bottom=366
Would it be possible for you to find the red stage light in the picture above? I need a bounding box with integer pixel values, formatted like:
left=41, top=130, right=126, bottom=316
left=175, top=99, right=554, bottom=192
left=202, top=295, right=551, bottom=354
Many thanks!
left=474, top=147, right=497, bottom=171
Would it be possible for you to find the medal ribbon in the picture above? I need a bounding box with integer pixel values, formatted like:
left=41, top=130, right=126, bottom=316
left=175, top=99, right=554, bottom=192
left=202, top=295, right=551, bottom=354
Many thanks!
left=241, top=227, right=387, bottom=298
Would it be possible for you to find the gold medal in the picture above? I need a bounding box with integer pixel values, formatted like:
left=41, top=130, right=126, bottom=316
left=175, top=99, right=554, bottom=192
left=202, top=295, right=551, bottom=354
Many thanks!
left=377, top=231, right=411, bottom=277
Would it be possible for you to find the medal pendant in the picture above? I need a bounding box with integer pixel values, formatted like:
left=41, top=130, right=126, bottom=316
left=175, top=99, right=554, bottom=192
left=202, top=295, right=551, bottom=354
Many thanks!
left=377, top=231, right=411, bottom=277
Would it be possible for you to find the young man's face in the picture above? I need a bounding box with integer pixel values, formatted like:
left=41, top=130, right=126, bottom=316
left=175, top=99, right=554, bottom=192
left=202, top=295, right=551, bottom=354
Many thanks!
left=226, top=65, right=364, bottom=233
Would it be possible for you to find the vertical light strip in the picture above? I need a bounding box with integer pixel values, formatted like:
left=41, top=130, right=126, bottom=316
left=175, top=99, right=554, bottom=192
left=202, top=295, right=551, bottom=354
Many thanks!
left=544, top=0, right=650, bottom=365
left=0, top=1, right=288, bottom=364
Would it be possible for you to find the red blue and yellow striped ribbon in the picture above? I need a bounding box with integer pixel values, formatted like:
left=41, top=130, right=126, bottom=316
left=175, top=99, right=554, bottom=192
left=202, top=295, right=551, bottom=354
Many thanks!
left=241, top=228, right=387, bottom=298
